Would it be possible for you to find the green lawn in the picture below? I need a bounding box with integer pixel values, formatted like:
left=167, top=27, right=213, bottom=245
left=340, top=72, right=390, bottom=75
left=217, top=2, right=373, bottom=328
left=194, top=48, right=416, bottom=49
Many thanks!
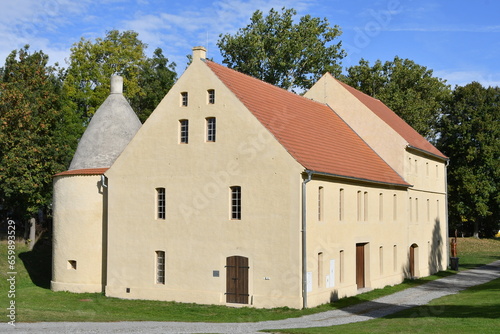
left=1, top=235, right=499, bottom=324
left=267, top=277, right=500, bottom=334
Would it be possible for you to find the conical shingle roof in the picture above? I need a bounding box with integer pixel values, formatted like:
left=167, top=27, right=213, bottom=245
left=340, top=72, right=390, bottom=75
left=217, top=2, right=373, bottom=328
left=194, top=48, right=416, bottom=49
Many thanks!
left=68, top=76, right=141, bottom=170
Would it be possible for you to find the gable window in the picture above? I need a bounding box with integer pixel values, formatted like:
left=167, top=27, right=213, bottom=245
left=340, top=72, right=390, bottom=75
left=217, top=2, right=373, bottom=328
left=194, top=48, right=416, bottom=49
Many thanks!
left=179, top=119, right=189, bottom=143
left=206, top=117, right=216, bottom=142
left=181, top=92, right=188, bottom=106
left=230, top=186, right=241, bottom=220
left=207, top=89, right=215, bottom=104
left=156, top=188, right=166, bottom=219
left=156, top=251, right=165, bottom=284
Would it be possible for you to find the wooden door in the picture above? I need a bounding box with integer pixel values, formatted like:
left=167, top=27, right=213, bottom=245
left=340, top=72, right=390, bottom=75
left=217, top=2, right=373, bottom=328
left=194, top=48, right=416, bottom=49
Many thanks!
left=409, top=245, right=415, bottom=277
left=226, top=256, right=249, bottom=304
left=356, top=244, right=365, bottom=289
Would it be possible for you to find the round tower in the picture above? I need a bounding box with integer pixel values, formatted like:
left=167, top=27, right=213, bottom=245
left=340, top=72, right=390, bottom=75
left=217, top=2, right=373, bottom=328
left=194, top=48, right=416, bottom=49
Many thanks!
left=51, top=76, right=141, bottom=293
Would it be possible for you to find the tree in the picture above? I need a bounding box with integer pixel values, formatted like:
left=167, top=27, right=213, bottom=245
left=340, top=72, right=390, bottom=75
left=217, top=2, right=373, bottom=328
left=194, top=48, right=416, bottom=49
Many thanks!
left=0, top=46, right=81, bottom=246
left=64, top=30, right=176, bottom=123
left=217, top=7, right=346, bottom=92
left=342, top=57, right=451, bottom=140
left=437, top=82, right=500, bottom=237
left=129, top=48, right=177, bottom=122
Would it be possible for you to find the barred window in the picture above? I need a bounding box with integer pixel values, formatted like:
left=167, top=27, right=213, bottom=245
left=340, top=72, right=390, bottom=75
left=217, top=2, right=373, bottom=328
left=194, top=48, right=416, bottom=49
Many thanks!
left=179, top=120, right=189, bottom=143
left=156, top=251, right=165, bottom=284
left=206, top=117, right=216, bottom=142
left=181, top=92, right=188, bottom=106
left=230, top=186, right=241, bottom=220
left=207, top=89, right=215, bottom=104
left=157, top=188, right=165, bottom=219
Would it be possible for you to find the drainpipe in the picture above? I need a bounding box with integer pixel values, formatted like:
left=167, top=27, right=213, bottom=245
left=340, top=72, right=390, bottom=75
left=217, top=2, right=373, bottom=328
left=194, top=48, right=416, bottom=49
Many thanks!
left=302, top=170, right=313, bottom=309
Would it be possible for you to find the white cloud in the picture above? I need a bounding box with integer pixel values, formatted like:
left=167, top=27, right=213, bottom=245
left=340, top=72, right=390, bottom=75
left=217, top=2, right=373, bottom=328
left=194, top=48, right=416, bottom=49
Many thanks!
left=435, top=70, right=500, bottom=88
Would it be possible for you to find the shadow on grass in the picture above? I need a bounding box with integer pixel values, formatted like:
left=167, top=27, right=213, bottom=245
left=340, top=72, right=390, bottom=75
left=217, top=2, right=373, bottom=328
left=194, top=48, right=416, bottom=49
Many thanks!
left=18, top=232, right=52, bottom=289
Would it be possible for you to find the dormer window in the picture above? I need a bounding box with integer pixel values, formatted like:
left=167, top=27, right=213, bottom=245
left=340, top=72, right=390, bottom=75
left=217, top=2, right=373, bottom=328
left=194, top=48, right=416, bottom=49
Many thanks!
left=208, top=89, right=215, bottom=104
left=181, top=92, right=188, bottom=107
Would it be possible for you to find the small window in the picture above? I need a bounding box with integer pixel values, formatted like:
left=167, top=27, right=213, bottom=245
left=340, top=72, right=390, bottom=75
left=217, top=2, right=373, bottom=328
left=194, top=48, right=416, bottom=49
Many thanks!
left=318, top=252, right=323, bottom=288
left=230, top=186, right=241, bottom=220
left=427, top=199, right=430, bottom=222
left=207, top=89, right=215, bottom=104
left=379, top=193, right=384, bottom=221
left=181, top=92, right=188, bottom=106
left=415, top=198, right=419, bottom=221
left=206, top=117, right=216, bottom=142
left=379, top=246, right=384, bottom=275
left=357, top=191, right=362, bottom=221
left=339, top=188, right=344, bottom=221
left=409, top=197, right=413, bottom=222
left=339, top=250, right=344, bottom=283
left=68, top=260, right=77, bottom=270
left=179, top=120, right=189, bottom=143
left=157, top=188, right=165, bottom=219
left=393, top=194, right=397, bottom=221
left=363, top=191, right=368, bottom=221
left=156, top=251, right=165, bottom=284
left=318, top=186, right=324, bottom=221
left=393, top=245, right=397, bottom=272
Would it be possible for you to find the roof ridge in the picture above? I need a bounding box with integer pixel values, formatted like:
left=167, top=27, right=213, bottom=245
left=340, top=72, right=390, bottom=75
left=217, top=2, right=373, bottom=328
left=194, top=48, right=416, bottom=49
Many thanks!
left=205, top=60, right=326, bottom=107
left=204, top=60, right=410, bottom=186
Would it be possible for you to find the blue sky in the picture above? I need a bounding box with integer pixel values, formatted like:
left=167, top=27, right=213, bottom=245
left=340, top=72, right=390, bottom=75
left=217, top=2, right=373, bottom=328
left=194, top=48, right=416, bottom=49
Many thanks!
left=2, top=0, right=499, bottom=87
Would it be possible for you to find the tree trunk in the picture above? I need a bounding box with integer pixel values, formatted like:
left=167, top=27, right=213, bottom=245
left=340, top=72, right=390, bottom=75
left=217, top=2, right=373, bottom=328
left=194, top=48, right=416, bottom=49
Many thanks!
left=28, top=217, right=36, bottom=250
left=473, top=220, right=479, bottom=239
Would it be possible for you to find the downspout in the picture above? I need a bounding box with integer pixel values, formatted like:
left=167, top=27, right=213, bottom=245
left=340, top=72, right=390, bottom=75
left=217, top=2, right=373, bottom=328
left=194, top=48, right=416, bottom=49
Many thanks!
left=302, top=170, right=313, bottom=309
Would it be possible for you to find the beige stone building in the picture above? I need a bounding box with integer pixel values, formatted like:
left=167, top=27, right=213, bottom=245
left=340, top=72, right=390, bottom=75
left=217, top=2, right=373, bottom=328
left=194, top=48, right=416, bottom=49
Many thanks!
left=52, top=47, right=448, bottom=309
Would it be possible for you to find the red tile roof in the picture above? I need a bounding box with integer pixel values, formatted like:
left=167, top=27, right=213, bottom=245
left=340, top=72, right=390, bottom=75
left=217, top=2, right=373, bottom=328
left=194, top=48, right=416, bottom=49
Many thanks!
left=336, top=79, right=447, bottom=159
left=205, top=61, right=409, bottom=186
left=54, top=168, right=109, bottom=177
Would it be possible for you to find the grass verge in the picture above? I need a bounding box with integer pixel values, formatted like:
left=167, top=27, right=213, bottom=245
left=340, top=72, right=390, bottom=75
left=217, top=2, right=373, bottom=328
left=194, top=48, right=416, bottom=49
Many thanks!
left=266, top=277, right=500, bottom=334
left=1, top=236, right=499, bottom=323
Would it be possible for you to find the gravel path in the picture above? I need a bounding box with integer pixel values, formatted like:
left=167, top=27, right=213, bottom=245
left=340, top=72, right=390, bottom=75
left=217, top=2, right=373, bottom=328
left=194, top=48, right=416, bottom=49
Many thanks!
left=9, top=260, right=500, bottom=334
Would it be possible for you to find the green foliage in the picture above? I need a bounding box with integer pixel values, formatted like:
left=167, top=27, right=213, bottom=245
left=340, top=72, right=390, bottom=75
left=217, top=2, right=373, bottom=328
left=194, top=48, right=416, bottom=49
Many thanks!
left=129, top=48, right=177, bottom=122
left=0, top=46, right=81, bottom=222
left=64, top=30, right=176, bottom=123
left=438, top=82, right=500, bottom=237
left=342, top=57, right=451, bottom=140
left=218, top=7, right=346, bottom=92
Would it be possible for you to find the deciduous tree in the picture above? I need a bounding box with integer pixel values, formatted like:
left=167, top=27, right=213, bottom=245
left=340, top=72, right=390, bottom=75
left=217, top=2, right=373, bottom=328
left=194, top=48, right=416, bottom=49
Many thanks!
left=217, top=7, right=346, bottom=92
left=342, top=57, right=451, bottom=140
left=64, top=30, right=176, bottom=123
left=0, top=46, right=80, bottom=245
left=437, top=82, right=500, bottom=237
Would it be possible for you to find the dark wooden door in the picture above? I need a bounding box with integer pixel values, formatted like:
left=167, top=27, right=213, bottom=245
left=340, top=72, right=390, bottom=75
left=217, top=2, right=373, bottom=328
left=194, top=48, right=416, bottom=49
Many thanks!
left=226, top=256, right=249, bottom=304
left=356, top=244, right=365, bottom=289
left=409, top=245, right=415, bottom=277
